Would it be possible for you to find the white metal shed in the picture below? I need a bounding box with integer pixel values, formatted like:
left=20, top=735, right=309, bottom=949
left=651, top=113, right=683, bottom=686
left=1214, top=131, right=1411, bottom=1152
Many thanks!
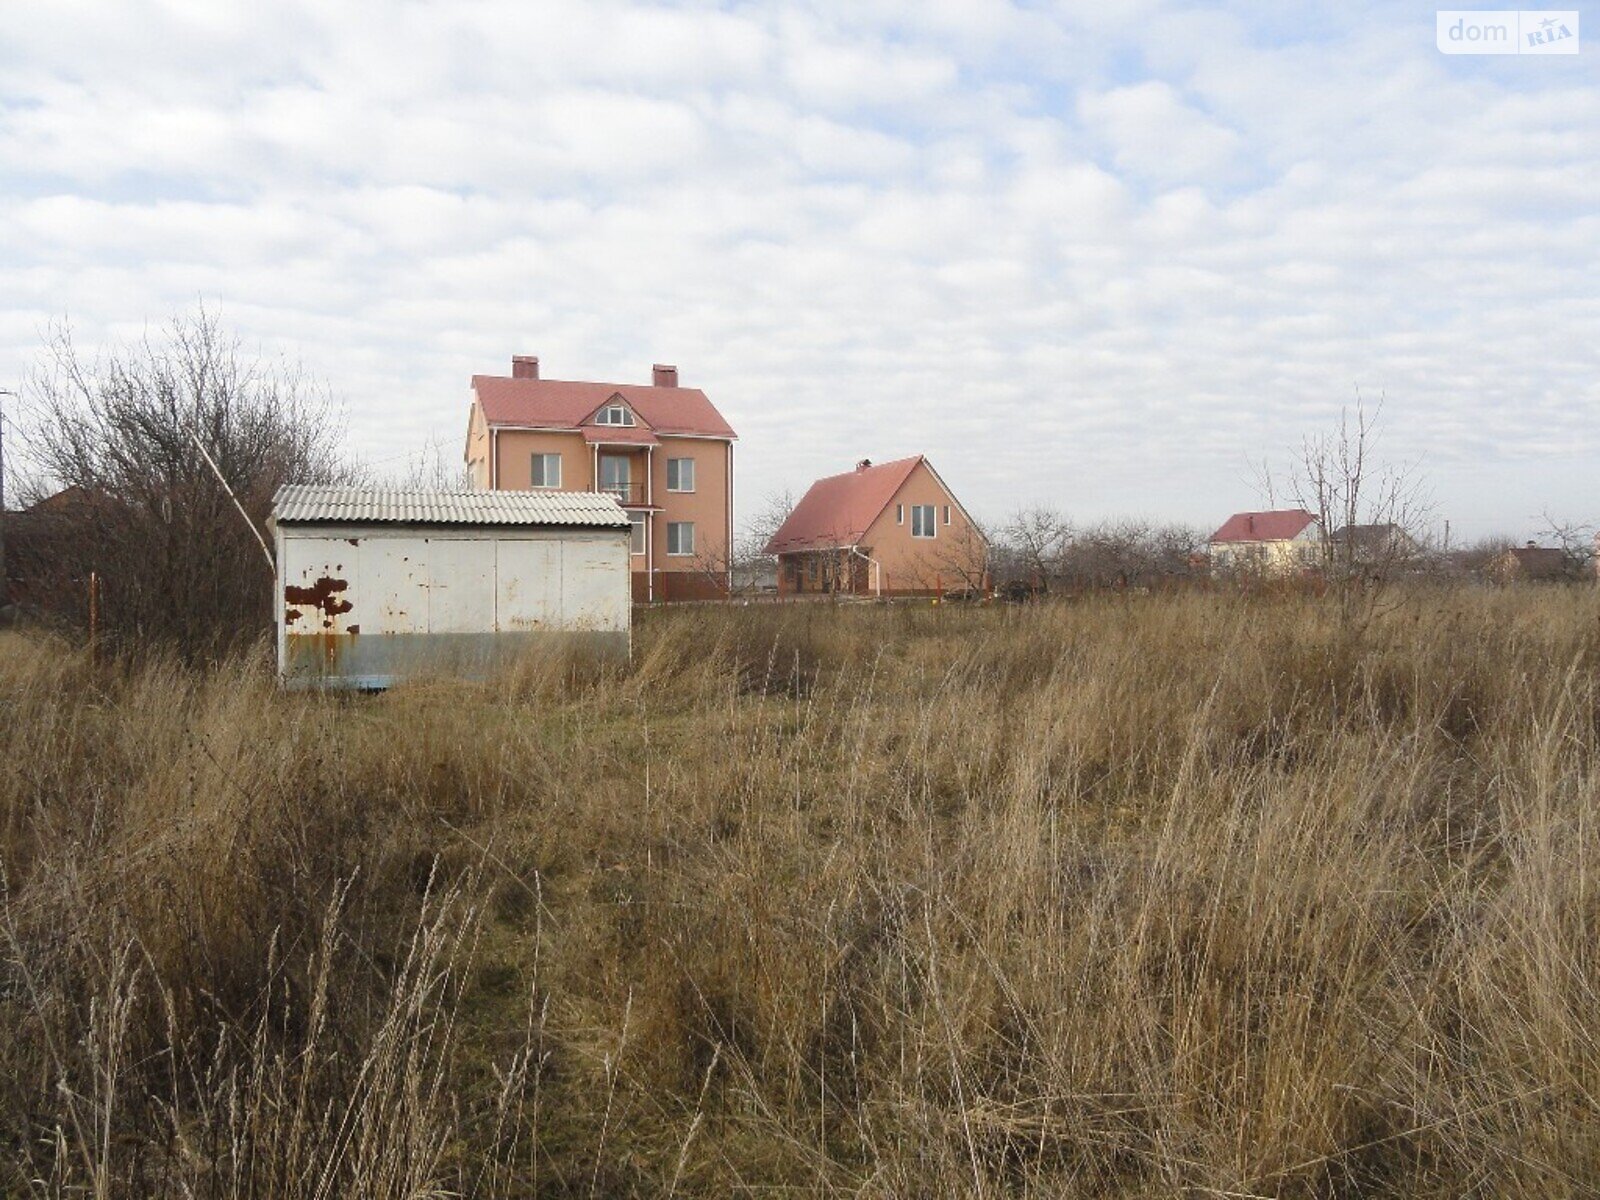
left=270, top=486, right=632, bottom=688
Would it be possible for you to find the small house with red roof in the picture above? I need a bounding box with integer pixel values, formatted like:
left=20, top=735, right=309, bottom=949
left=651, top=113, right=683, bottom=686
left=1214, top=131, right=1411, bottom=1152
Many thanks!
left=1207, top=509, right=1322, bottom=576
left=765, top=456, right=987, bottom=598
left=466, top=356, right=736, bottom=601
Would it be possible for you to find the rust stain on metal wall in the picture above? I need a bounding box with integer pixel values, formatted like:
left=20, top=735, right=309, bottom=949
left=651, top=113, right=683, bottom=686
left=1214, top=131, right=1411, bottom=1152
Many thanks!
left=284, top=576, right=353, bottom=619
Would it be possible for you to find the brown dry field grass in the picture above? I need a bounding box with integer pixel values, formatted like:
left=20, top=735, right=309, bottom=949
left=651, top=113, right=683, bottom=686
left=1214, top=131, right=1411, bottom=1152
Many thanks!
left=2, top=587, right=1599, bottom=1197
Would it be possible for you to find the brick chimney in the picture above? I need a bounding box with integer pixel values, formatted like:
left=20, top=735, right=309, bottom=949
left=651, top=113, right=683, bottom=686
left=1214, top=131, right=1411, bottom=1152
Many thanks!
left=512, top=355, right=540, bottom=380
left=652, top=363, right=678, bottom=388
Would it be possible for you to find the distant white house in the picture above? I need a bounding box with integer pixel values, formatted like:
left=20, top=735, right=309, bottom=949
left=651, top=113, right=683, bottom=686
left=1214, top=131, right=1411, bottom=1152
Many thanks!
left=1208, top=509, right=1321, bottom=576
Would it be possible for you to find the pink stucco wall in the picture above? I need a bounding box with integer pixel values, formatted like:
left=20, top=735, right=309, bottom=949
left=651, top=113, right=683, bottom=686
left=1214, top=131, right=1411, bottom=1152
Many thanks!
left=477, top=414, right=733, bottom=599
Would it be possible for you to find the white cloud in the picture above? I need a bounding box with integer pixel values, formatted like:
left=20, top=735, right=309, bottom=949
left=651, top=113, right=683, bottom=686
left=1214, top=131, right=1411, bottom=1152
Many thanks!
left=1078, top=82, right=1242, bottom=183
left=0, top=0, right=1596, bottom=542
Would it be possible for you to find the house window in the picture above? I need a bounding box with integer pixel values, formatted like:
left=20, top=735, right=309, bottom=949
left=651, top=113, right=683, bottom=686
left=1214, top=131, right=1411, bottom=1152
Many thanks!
left=943, top=505, right=951, bottom=525
left=896, top=505, right=904, bottom=525
left=531, top=453, right=561, bottom=488
left=599, top=454, right=631, bottom=502
left=666, top=457, right=695, bottom=492
left=911, top=505, right=936, bottom=538
left=629, top=512, right=646, bottom=556
left=595, top=404, right=635, bottom=426
left=667, top=521, right=695, bottom=556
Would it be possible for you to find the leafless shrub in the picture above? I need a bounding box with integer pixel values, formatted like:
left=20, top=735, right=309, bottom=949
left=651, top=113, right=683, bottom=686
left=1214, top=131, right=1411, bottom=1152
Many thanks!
left=15, top=309, right=352, bottom=659
left=1057, top=518, right=1205, bottom=590
left=990, top=510, right=1203, bottom=592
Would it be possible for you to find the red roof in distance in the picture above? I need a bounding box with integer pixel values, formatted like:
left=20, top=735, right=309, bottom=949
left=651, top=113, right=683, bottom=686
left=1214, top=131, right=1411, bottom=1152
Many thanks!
left=473, top=371, right=736, bottom=439
left=765, top=456, right=924, bottom=555
left=1209, top=509, right=1318, bottom=543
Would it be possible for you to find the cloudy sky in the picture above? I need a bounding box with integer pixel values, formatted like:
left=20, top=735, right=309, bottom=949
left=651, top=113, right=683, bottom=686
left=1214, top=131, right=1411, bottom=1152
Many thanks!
left=1, top=1, right=1595, bottom=540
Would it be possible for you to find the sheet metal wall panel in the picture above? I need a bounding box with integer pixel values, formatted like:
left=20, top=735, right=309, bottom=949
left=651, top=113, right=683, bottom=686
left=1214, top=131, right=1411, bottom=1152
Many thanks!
left=277, top=527, right=630, bottom=687
left=561, top=538, right=631, bottom=631
left=495, top=539, right=562, bottom=631
left=355, top=536, right=430, bottom=635
left=281, top=535, right=359, bottom=636
left=426, top=538, right=497, bottom=634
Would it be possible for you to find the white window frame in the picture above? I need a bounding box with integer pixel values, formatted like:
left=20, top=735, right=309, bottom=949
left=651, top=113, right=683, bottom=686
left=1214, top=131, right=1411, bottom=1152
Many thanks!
left=629, top=512, right=647, bottom=556
left=595, top=404, right=635, bottom=427
left=911, top=505, right=936, bottom=539
left=943, top=505, right=951, bottom=526
left=666, top=457, right=695, bottom=493
left=599, top=454, right=632, bottom=501
left=667, top=521, right=695, bottom=556
left=530, top=452, right=561, bottom=489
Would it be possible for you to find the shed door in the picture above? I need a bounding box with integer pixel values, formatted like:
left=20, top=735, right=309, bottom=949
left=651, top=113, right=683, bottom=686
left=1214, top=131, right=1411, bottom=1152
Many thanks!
left=426, top=538, right=496, bottom=633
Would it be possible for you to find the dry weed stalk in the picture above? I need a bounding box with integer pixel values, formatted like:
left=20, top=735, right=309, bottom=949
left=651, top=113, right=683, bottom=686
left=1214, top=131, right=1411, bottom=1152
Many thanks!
left=0, top=586, right=1597, bottom=1196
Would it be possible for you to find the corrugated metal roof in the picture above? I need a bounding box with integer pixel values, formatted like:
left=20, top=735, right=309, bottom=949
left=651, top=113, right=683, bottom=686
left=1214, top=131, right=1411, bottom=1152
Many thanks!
left=272, top=485, right=630, bottom=527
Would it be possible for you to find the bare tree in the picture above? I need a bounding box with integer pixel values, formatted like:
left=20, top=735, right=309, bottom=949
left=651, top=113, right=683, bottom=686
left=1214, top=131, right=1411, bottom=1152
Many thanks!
left=905, top=518, right=991, bottom=597
left=1448, top=534, right=1514, bottom=581
left=730, top=488, right=796, bottom=596
left=1539, top=511, right=1596, bottom=579
left=740, top=489, right=795, bottom=559
left=379, top=436, right=469, bottom=491
left=17, top=310, right=352, bottom=658
left=995, top=506, right=1071, bottom=591
left=1278, top=394, right=1430, bottom=629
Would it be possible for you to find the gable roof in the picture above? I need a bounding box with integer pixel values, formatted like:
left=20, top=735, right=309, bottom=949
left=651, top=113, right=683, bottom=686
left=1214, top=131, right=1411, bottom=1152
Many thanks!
left=473, top=374, right=736, bottom=439
left=1331, top=523, right=1416, bottom=550
left=1210, top=509, right=1319, bottom=544
left=764, top=457, right=925, bottom=555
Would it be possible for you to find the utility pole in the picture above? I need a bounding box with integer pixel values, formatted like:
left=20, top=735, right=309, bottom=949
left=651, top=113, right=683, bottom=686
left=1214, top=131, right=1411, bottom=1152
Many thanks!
left=0, top=387, right=14, bottom=614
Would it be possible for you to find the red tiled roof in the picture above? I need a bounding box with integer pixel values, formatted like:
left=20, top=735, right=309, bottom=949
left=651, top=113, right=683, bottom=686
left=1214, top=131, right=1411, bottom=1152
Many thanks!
left=473, top=375, right=736, bottom=439
left=1209, top=509, right=1318, bottom=544
left=765, top=456, right=924, bottom=555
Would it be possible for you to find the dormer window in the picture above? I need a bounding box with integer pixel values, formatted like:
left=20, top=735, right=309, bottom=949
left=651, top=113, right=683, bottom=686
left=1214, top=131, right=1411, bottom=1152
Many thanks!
left=595, top=403, right=635, bottom=427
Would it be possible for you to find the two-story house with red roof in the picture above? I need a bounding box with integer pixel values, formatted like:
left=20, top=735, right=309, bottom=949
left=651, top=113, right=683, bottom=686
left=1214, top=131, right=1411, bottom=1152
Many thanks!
left=466, top=357, right=736, bottom=601
left=765, top=456, right=987, bottom=597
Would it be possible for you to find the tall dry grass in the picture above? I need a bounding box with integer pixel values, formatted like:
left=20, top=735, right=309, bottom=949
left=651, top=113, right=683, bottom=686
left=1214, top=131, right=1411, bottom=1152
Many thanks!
left=1, top=587, right=1598, bottom=1197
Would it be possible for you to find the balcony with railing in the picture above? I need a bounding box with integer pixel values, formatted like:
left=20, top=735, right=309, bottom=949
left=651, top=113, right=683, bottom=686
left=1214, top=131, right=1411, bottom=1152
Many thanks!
left=596, top=479, right=651, bottom=506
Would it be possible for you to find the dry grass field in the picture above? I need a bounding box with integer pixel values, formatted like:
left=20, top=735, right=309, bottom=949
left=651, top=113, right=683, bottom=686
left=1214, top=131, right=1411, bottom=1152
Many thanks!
left=2, top=588, right=1599, bottom=1197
